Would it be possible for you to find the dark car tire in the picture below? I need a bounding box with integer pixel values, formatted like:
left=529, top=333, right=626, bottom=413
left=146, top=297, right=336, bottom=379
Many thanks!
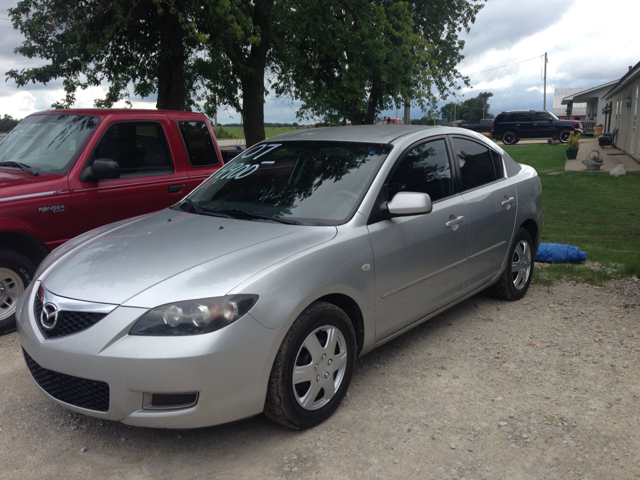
left=264, top=301, right=356, bottom=429
left=559, top=129, right=571, bottom=143
left=501, top=131, right=518, bottom=145
left=0, top=249, right=36, bottom=334
left=488, top=228, right=534, bottom=301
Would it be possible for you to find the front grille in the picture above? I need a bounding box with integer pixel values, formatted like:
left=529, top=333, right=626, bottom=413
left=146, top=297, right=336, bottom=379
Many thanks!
left=33, top=295, right=107, bottom=339
left=23, top=349, right=110, bottom=412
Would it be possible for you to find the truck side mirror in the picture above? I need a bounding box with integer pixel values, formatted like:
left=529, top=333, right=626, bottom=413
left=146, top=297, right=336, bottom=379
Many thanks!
left=80, top=158, right=121, bottom=182
left=383, top=191, right=432, bottom=217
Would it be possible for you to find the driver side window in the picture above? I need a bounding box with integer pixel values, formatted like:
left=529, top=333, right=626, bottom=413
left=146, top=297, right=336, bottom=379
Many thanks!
left=388, top=139, right=453, bottom=202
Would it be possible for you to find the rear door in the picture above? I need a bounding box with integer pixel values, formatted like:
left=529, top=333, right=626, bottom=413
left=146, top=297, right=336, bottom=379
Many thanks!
left=174, top=117, right=223, bottom=188
left=451, top=136, right=517, bottom=293
left=69, top=116, right=190, bottom=235
left=513, top=112, right=534, bottom=138
left=368, top=138, right=469, bottom=341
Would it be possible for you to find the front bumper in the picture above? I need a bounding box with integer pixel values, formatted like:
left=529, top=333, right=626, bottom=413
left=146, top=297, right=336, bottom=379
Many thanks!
left=17, top=282, right=283, bottom=428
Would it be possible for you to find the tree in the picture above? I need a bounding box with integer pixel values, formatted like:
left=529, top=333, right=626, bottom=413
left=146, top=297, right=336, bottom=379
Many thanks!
left=0, top=114, right=22, bottom=132
left=274, top=0, right=483, bottom=125
left=440, top=91, right=494, bottom=124
left=5, top=0, right=212, bottom=110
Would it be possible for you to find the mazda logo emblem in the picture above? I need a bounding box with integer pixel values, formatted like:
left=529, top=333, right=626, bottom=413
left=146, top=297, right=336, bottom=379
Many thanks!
left=40, top=303, right=59, bottom=330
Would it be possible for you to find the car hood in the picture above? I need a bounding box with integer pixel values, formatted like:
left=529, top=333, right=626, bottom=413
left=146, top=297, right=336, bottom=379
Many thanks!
left=42, top=208, right=337, bottom=306
left=0, top=171, right=67, bottom=198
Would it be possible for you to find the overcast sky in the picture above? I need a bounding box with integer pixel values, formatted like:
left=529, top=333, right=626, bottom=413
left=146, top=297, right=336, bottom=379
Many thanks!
left=1, top=0, right=639, bottom=123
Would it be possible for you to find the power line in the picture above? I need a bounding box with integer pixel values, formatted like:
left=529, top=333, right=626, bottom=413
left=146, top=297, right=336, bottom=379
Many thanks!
left=463, top=55, right=544, bottom=76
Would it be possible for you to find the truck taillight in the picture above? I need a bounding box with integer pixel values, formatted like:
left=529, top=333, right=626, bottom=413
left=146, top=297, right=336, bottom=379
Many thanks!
left=491, top=124, right=494, bottom=132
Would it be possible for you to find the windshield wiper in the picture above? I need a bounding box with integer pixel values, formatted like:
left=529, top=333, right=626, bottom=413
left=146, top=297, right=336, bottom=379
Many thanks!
left=216, top=209, right=301, bottom=225
left=180, top=198, right=234, bottom=218
left=0, top=161, right=39, bottom=176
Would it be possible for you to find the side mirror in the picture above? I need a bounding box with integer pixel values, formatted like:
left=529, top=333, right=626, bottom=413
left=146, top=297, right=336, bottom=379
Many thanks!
left=386, top=192, right=432, bottom=217
left=80, top=158, right=121, bottom=182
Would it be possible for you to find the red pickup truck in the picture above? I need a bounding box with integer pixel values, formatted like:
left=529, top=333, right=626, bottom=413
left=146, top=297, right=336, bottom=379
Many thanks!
left=0, top=109, right=230, bottom=332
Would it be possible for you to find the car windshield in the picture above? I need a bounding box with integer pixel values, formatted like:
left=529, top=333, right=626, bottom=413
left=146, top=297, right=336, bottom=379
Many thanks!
left=0, top=114, right=99, bottom=175
left=180, top=141, right=391, bottom=226
left=548, top=112, right=560, bottom=120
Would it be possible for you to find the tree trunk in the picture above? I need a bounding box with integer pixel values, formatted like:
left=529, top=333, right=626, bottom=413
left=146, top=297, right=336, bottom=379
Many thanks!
left=156, top=9, right=185, bottom=110
left=241, top=74, right=267, bottom=147
left=237, top=1, right=274, bottom=147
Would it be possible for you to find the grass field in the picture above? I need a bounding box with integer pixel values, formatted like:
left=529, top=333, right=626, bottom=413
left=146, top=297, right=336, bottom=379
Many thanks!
left=215, top=126, right=304, bottom=139
left=504, top=144, right=640, bottom=284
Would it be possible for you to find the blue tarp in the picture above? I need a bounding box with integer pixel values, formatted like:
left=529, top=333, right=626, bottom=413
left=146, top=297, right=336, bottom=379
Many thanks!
left=535, top=243, right=586, bottom=263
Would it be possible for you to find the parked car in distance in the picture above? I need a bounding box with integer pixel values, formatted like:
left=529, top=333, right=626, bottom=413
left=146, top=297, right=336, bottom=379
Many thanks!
left=376, top=117, right=404, bottom=125
left=17, top=125, right=542, bottom=430
left=492, top=110, right=584, bottom=145
left=461, top=118, right=494, bottom=133
left=0, top=109, right=236, bottom=333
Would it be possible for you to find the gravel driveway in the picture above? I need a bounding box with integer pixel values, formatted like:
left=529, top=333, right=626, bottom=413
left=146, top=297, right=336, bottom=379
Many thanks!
left=1, top=277, right=639, bottom=479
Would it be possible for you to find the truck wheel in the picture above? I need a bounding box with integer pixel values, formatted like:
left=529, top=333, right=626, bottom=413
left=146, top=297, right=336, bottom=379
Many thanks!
left=502, top=131, right=518, bottom=145
left=0, top=250, right=36, bottom=333
left=559, top=129, right=571, bottom=143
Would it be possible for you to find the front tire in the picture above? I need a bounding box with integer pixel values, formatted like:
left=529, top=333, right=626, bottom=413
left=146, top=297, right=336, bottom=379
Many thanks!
left=489, top=228, right=534, bottom=301
left=559, top=129, right=571, bottom=143
left=264, top=302, right=356, bottom=429
left=502, top=131, right=518, bottom=145
left=0, top=250, right=36, bottom=333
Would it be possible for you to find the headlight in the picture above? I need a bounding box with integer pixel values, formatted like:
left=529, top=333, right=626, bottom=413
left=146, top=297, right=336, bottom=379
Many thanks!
left=129, top=295, right=258, bottom=336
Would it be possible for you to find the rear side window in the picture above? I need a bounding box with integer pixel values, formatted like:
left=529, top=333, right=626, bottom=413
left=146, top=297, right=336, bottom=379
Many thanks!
left=513, top=112, right=533, bottom=122
left=388, top=139, right=453, bottom=202
left=453, top=137, right=503, bottom=191
left=497, top=113, right=511, bottom=122
left=178, top=121, right=219, bottom=167
left=94, top=122, right=173, bottom=176
left=534, top=112, right=551, bottom=121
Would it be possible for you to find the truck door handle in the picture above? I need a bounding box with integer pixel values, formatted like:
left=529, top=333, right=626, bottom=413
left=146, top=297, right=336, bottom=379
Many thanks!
left=168, top=184, right=182, bottom=193
left=445, top=215, right=465, bottom=230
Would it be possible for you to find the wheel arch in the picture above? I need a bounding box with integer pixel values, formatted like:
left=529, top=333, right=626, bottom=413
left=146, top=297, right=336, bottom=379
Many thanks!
left=0, top=232, right=50, bottom=265
left=314, top=293, right=364, bottom=357
left=519, top=219, right=539, bottom=255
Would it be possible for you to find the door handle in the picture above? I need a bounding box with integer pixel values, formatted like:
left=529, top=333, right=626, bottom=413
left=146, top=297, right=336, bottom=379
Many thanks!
left=501, top=197, right=515, bottom=209
left=445, top=215, right=465, bottom=230
left=168, top=184, right=182, bottom=193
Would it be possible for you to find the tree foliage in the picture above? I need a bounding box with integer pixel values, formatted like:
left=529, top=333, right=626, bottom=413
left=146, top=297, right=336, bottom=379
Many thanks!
left=440, top=91, right=494, bottom=124
left=274, top=0, right=484, bottom=125
left=6, top=0, right=484, bottom=143
left=0, top=114, right=22, bottom=132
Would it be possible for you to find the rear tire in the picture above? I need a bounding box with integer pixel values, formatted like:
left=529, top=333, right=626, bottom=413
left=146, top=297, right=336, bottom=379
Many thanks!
left=489, top=228, right=534, bottom=301
left=0, top=249, right=36, bottom=333
left=264, top=302, right=356, bottom=429
left=502, top=131, right=518, bottom=145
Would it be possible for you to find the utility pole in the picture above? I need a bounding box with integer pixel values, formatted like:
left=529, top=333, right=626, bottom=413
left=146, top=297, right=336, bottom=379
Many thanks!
left=543, top=52, right=548, bottom=111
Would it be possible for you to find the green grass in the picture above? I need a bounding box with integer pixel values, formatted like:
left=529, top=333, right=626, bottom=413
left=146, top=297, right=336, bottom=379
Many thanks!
left=215, top=126, right=304, bottom=139
left=503, top=144, right=640, bottom=285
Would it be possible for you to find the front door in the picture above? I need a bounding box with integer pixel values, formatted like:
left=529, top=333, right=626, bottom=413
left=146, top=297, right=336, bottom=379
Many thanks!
left=368, top=138, right=469, bottom=341
left=70, top=120, right=188, bottom=235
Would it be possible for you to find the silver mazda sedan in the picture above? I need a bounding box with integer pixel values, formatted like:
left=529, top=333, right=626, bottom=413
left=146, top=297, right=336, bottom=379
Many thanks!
left=17, top=126, right=542, bottom=429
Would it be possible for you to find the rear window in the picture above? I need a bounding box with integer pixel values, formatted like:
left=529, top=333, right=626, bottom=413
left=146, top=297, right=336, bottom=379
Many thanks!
left=178, top=121, right=219, bottom=167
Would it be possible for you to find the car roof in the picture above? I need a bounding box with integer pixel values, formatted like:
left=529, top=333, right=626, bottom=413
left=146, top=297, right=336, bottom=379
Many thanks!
left=28, top=109, right=206, bottom=119
left=269, top=125, right=468, bottom=144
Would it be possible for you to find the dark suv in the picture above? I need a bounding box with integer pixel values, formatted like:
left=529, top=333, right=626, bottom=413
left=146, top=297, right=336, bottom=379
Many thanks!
left=492, top=110, right=584, bottom=145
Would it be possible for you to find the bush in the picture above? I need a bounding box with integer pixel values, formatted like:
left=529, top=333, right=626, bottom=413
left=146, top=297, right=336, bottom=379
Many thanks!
left=566, top=131, right=580, bottom=150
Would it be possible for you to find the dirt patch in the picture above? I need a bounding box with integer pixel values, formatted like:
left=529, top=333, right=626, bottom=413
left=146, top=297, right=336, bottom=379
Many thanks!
left=1, top=279, right=639, bottom=479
